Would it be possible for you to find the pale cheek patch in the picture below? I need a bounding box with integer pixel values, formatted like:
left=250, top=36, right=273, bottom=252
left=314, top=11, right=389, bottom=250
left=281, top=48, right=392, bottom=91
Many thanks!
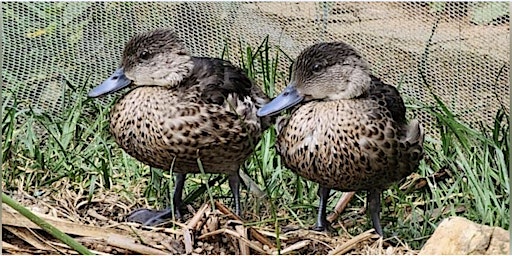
left=325, top=65, right=370, bottom=100
left=127, top=54, right=193, bottom=87
left=346, top=68, right=371, bottom=96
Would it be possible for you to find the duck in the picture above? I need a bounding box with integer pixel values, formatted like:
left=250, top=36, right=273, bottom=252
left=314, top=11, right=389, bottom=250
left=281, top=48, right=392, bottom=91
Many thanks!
left=88, top=28, right=270, bottom=225
left=257, top=42, right=424, bottom=236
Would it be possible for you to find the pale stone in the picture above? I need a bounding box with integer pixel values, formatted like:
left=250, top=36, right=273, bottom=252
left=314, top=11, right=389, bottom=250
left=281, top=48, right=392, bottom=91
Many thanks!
left=419, top=216, right=509, bottom=255
left=487, top=226, right=510, bottom=255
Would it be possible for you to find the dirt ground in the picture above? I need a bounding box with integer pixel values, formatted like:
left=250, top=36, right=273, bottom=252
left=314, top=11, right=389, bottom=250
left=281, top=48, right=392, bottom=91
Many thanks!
left=2, top=183, right=418, bottom=255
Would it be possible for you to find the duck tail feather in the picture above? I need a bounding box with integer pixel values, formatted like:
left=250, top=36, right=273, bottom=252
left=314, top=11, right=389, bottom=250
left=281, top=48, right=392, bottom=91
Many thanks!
left=406, top=119, right=424, bottom=146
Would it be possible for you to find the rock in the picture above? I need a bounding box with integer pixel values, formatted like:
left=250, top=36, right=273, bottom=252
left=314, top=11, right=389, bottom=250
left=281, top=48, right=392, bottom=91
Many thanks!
left=487, top=226, right=510, bottom=255
left=419, top=216, right=509, bottom=255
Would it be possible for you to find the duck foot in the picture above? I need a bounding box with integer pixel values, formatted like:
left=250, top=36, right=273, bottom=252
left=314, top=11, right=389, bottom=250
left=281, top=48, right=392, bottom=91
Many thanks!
left=312, top=220, right=333, bottom=232
left=126, top=208, right=182, bottom=226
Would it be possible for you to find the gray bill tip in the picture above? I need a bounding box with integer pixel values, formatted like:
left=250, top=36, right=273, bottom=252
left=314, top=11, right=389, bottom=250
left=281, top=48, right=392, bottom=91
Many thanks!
left=88, top=68, right=131, bottom=98
left=257, top=83, right=303, bottom=117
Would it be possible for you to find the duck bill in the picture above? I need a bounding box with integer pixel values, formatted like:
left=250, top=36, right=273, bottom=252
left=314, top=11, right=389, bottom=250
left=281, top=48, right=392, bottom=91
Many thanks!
left=257, top=82, right=304, bottom=117
left=88, top=68, right=132, bottom=98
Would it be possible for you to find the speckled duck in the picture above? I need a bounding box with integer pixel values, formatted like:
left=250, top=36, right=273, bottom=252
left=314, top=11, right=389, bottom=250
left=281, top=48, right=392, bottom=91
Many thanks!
left=257, top=42, right=424, bottom=236
left=88, top=28, right=270, bottom=225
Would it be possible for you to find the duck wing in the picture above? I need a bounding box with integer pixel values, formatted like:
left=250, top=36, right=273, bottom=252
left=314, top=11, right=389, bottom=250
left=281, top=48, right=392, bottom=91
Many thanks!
left=366, top=75, right=407, bottom=125
left=182, top=57, right=253, bottom=104
left=185, top=57, right=271, bottom=128
left=367, top=76, right=424, bottom=172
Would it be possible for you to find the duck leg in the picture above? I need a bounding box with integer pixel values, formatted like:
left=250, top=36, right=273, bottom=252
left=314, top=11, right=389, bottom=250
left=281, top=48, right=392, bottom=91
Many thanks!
left=126, top=173, right=186, bottom=226
left=228, top=173, right=241, bottom=216
left=367, top=188, right=383, bottom=236
left=313, top=186, right=331, bottom=231
left=172, top=173, right=186, bottom=219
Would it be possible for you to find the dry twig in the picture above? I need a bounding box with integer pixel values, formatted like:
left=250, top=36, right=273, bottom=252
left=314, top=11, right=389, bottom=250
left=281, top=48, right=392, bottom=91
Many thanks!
left=279, top=240, right=311, bottom=255
left=328, top=229, right=379, bottom=255
left=215, top=201, right=275, bottom=249
left=327, top=192, right=356, bottom=223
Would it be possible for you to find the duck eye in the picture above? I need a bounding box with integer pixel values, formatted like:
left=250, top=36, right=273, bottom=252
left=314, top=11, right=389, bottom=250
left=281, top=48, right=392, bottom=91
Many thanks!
left=140, top=50, right=151, bottom=60
left=312, top=63, right=322, bottom=72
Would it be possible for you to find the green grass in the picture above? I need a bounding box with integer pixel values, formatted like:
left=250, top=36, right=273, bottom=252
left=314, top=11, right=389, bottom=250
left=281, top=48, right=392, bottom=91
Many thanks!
left=2, top=38, right=509, bottom=251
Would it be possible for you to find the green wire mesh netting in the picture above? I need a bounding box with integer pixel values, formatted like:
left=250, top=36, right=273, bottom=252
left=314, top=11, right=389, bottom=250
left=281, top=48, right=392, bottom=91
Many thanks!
left=3, top=2, right=510, bottom=138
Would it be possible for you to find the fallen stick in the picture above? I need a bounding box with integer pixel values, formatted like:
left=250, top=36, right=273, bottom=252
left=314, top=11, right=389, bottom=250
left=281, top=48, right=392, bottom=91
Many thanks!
left=199, top=228, right=267, bottom=254
left=2, top=208, right=125, bottom=239
left=2, top=240, right=46, bottom=254
left=106, top=234, right=168, bottom=255
left=254, top=228, right=289, bottom=240
left=327, top=192, right=356, bottom=223
left=4, top=226, right=58, bottom=252
left=278, top=240, right=310, bottom=255
left=46, top=240, right=107, bottom=255
left=235, top=224, right=250, bottom=255
left=2, top=194, right=92, bottom=255
left=182, top=229, right=194, bottom=254
left=214, top=201, right=275, bottom=249
left=186, top=203, right=210, bottom=230
left=197, top=228, right=226, bottom=239
left=328, top=229, right=378, bottom=255
left=3, top=208, right=170, bottom=255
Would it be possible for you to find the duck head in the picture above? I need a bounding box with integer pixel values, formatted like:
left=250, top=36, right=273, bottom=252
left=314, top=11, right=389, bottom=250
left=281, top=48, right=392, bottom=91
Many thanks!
left=257, top=42, right=372, bottom=117
left=88, top=29, right=193, bottom=97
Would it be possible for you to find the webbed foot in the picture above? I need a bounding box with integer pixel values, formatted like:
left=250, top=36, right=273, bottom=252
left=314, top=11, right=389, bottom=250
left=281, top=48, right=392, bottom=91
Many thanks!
left=126, top=208, right=180, bottom=226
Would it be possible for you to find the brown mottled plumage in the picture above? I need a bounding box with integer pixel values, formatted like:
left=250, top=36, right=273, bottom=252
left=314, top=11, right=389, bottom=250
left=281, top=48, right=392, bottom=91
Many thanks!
left=88, top=29, right=270, bottom=225
left=257, top=42, right=424, bottom=236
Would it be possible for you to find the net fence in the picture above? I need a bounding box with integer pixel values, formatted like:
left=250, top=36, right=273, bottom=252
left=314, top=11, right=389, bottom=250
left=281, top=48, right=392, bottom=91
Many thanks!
left=3, top=2, right=510, bottom=139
